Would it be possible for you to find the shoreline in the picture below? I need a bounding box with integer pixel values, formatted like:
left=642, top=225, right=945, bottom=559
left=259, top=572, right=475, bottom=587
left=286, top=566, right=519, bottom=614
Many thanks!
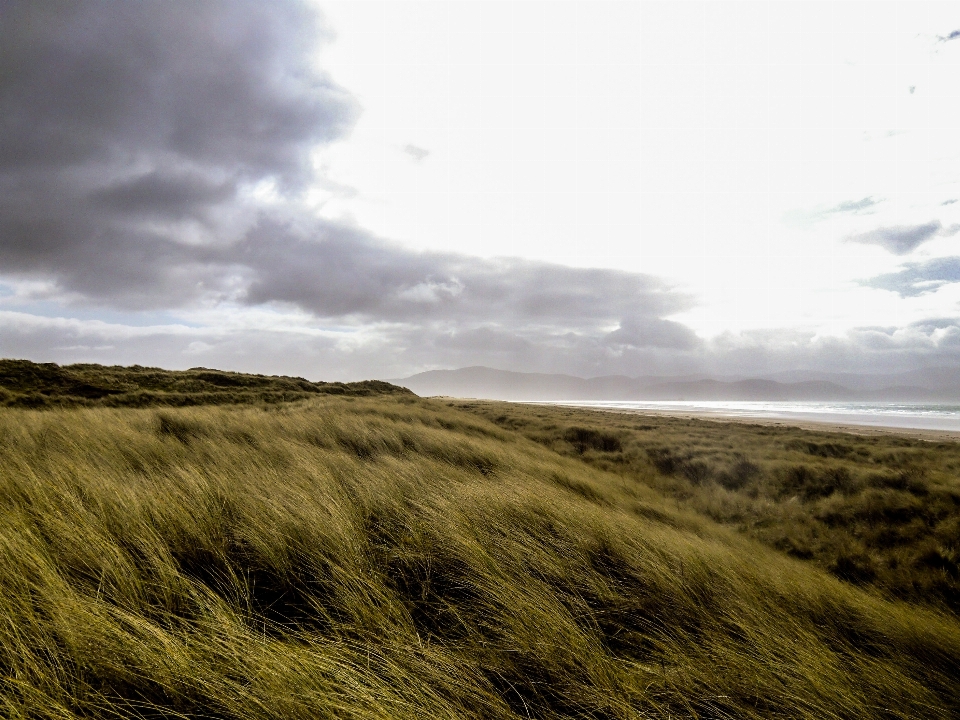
left=521, top=402, right=960, bottom=442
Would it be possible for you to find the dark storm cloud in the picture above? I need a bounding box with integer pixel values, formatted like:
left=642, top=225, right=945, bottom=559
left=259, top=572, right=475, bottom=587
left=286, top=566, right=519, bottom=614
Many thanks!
left=234, top=220, right=692, bottom=330
left=0, top=0, right=358, bottom=305
left=0, top=0, right=694, bottom=348
left=604, top=316, right=700, bottom=350
left=847, top=221, right=948, bottom=255
left=0, top=1, right=354, bottom=180
left=0, top=0, right=705, bottom=381
left=938, top=30, right=960, bottom=42
left=91, top=172, right=238, bottom=218
left=862, top=256, right=960, bottom=297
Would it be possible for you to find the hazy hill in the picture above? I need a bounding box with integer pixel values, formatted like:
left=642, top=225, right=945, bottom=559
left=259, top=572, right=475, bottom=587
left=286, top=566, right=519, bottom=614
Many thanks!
left=763, top=366, right=960, bottom=395
left=395, top=365, right=949, bottom=401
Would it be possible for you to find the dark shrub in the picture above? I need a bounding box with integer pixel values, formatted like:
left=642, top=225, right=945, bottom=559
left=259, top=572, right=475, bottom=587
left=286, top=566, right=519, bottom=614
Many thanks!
left=830, top=552, right=877, bottom=584
left=11, top=393, right=50, bottom=408
left=781, top=465, right=814, bottom=498
left=786, top=440, right=854, bottom=458
left=193, top=372, right=245, bottom=387
left=646, top=447, right=678, bottom=474
left=681, top=460, right=712, bottom=486
left=781, top=465, right=856, bottom=500
left=915, top=546, right=960, bottom=579
left=868, top=467, right=930, bottom=496
left=854, top=490, right=922, bottom=524
left=563, top=427, right=622, bottom=454
left=773, top=535, right=814, bottom=560
left=718, top=456, right=760, bottom=490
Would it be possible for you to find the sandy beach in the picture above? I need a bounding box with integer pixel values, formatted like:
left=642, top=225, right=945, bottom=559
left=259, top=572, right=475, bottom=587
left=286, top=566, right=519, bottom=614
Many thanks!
left=540, top=403, right=960, bottom=443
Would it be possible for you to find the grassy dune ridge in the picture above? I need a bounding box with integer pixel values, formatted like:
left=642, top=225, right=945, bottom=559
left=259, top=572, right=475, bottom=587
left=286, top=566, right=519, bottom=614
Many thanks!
left=1, top=395, right=959, bottom=718
left=0, top=359, right=411, bottom=408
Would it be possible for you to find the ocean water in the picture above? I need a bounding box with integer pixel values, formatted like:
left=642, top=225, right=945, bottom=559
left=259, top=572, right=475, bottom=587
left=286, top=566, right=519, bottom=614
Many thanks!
left=539, top=400, right=960, bottom=433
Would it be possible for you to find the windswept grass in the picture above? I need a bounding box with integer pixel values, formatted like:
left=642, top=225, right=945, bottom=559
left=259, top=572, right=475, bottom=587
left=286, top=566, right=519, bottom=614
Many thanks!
left=0, top=359, right=410, bottom=408
left=458, top=400, right=960, bottom=614
left=0, top=395, right=958, bottom=717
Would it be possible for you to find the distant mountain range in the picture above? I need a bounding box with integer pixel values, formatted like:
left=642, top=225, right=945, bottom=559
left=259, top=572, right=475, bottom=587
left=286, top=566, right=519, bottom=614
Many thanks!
left=391, top=366, right=960, bottom=402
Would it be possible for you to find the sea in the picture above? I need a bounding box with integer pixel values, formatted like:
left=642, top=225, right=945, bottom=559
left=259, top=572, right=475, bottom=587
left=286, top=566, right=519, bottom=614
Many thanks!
left=538, top=401, right=960, bottom=433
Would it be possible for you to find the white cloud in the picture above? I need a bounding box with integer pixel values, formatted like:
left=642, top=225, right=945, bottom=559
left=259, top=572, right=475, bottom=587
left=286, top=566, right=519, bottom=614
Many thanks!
left=317, top=0, right=960, bottom=341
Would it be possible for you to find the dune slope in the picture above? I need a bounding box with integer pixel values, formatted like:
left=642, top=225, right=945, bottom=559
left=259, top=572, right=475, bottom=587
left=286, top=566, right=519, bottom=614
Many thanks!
left=0, top=396, right=958, bottom=718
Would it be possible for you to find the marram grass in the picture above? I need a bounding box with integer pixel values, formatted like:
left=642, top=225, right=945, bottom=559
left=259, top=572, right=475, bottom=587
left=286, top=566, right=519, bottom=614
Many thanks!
left=0, top=396, right=958, bottom=718
left=455, top=400, right=960, bottom=614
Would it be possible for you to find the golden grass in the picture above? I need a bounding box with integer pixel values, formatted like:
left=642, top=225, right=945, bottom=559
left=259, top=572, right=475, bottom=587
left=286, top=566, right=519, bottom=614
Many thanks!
left=0, top=396, right=958, bottom=718
left=0, top=359, right=409, bottom=408
left=457, top=400, right=960, bottom=614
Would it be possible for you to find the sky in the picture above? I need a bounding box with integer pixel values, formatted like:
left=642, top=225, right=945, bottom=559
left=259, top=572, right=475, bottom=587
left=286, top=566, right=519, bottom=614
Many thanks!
left=1, top=0, right=960, bottom=381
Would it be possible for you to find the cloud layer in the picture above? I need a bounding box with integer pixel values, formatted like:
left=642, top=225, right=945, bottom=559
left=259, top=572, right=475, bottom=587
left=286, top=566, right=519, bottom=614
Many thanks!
left=0, top=0, right=698, bottom=378
left=235, top=220, right=692, bottom=330
left=3, top=1, right=960, bottom=382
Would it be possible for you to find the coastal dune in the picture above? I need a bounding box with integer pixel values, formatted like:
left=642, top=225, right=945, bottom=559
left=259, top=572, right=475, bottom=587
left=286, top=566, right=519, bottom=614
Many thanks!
left=0, top=388, right=958, bottom=717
